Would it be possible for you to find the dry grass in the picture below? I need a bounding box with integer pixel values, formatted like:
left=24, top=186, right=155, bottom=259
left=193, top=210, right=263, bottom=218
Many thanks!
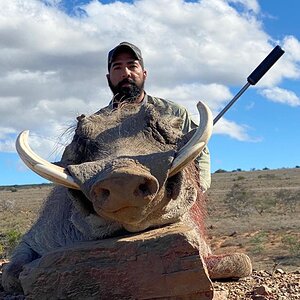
left=0, top=185, right=52, bottom=257
left=0, top=168, right=299, bottom=273
left=207, top=168, right=300, bottom=273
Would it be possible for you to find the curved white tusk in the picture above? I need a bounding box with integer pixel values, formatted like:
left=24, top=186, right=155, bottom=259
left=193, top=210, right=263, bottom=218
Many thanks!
left=169, top=101, right=213, bottom=177
left=16, top=130, right=80, bottom=190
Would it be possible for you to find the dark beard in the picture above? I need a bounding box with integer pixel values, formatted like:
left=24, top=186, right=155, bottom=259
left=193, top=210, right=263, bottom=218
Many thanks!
left=108, top=78, right=144, bottom=103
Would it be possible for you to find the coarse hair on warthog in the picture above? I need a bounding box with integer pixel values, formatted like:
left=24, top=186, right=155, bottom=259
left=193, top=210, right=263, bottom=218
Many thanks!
left=2, top=102, right=212, bottom=292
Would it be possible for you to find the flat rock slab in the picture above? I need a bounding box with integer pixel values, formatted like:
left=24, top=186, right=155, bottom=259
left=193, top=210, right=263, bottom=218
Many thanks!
left=20, top=223, right=215, bottom=299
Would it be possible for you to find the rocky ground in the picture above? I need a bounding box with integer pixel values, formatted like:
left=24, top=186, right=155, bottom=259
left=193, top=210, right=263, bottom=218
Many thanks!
left=213, top=269, right=300, bottom=300
left=1, top=260, right=299, bottom=299
left=0, top=169, right=299, bottom=298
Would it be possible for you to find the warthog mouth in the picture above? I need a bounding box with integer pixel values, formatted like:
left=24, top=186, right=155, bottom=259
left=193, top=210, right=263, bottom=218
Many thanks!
left=99, top=206, right=146, bottom=224
left=69, top=190, right=147, bottom=224
left=106, top=206, right=137, bottom=213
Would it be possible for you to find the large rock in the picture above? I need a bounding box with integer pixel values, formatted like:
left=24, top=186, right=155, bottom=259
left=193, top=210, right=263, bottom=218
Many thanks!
left=20, top=224, right=215, bottom=299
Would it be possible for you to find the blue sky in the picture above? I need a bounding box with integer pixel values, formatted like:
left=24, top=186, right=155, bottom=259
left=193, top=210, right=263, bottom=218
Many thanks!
left=0, top=0, right=299, bottom=185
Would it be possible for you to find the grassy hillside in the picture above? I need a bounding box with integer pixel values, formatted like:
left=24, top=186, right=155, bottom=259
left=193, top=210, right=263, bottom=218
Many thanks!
left=0, top=168, right=299, bottom=272
left=207, top=168, right=300, bottom=272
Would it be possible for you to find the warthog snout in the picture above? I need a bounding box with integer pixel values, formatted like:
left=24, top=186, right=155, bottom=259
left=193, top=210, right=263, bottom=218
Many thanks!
left=91, top=171, right=159, bottom=213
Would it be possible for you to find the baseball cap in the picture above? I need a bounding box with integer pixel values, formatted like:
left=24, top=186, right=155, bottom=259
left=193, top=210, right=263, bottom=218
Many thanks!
left=108, top=42, right=144, bottom=71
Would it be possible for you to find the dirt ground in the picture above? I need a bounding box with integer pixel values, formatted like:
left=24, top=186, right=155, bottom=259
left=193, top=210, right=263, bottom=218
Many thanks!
left=207, top=168, right=300, bottom=273
left=207, top=168, right=300, bottom=299
left=0, top=168, right=299, bottom=299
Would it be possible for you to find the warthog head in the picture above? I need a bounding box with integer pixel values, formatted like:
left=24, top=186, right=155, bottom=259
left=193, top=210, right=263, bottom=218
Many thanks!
left=16, top=101, right=212, bottom=233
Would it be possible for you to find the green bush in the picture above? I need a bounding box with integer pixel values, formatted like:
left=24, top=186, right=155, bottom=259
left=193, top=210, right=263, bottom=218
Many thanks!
left=1, top=229, right=23, bottom=257
left=7, top=230, right=22, bottom=248
left=281, top=235, right=300, bottom=256
left=250, top=231, right=267, bottom=254
left=0, top=243, right=4, bottom=258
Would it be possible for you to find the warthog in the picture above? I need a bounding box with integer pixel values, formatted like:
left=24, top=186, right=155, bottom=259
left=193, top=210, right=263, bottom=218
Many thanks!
left=2, top=101, right=252, bottom=292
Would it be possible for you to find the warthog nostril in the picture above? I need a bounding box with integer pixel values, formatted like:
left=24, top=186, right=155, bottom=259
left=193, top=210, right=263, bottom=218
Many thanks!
left=92, top=187, right=110, bottom=201
left=138, top=183, right=151, bottom=196
left=101, top=188, right=110, bottom=198
left=135, top=179, right=157, bottom=198
left=91, top=173, right=159, bottom=208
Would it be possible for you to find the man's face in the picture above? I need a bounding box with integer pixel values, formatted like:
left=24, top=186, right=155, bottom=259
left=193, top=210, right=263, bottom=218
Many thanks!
left=107, top=50, right=147, bottom=102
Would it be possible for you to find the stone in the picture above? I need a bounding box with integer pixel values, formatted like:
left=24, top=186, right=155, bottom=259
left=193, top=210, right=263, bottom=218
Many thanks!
left=19, top=223, right=214, bottom=299
left=253, top=284, right=272, bottom=295
left=212, top=290, right=229, bottom=300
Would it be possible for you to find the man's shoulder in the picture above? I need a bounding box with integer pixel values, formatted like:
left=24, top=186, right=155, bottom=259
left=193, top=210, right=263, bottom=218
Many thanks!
left=147, top=95, right=188, bottom=117
left=94, top=105, right=111, bottom=115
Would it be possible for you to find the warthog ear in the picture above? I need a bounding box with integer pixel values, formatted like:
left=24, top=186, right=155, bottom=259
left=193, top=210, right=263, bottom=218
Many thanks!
left=76, top=114, right=86, bottom=122
left=169, top=101, right=213, bottom=177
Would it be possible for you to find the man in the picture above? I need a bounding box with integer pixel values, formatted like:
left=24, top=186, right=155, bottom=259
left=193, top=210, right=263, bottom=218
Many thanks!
left=102, top=41, right=211, bottom=191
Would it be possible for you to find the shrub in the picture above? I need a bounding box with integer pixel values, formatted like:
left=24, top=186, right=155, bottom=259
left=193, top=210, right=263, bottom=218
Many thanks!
left=224, top=182, right=278, bottom=216
left=258, top=173, right=277, bottom=180
left=224, top=183, right=254, bottom=216
left=250, top=231, right=267, bottom=254
left=281, top=235, right=300, bottom=256
left=0, top=230, right=23, bottom=258
left=0, top=243, right=4, bottom=258
left=7, top=230, right=22, bottom=246
left=275, top=189, right=300, bottom=213
left=214, top=169, right=227, bottom=173
left=253, top=194, right=278, bottom=215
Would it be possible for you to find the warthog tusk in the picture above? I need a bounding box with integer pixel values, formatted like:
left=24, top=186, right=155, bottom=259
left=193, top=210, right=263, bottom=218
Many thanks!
left=16, top=130, right=80, bottom=190
left=169, top=101, right=213, bottom=177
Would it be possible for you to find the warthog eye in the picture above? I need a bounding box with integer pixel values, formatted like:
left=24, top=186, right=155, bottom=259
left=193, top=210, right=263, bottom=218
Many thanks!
left=72, top=134, right=101, bottom=163
left=144, top=121, right=179, bottom=146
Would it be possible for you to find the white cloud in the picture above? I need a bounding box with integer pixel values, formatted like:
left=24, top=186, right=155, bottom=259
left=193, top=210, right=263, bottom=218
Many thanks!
left=0, top=139, right=17, bottom=153
left=213, top=118, right=261, bottom=142
left=0, top=0, right=299, bottom=157
left=148, top=82, right=233, bottom=123
left=260, top=87, right=300, bottom=107
left=0, top=127, right=17, bottom=152
left=26, top=129, right=68, bottom=162
left=283, top=35, right=300, bottom=61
